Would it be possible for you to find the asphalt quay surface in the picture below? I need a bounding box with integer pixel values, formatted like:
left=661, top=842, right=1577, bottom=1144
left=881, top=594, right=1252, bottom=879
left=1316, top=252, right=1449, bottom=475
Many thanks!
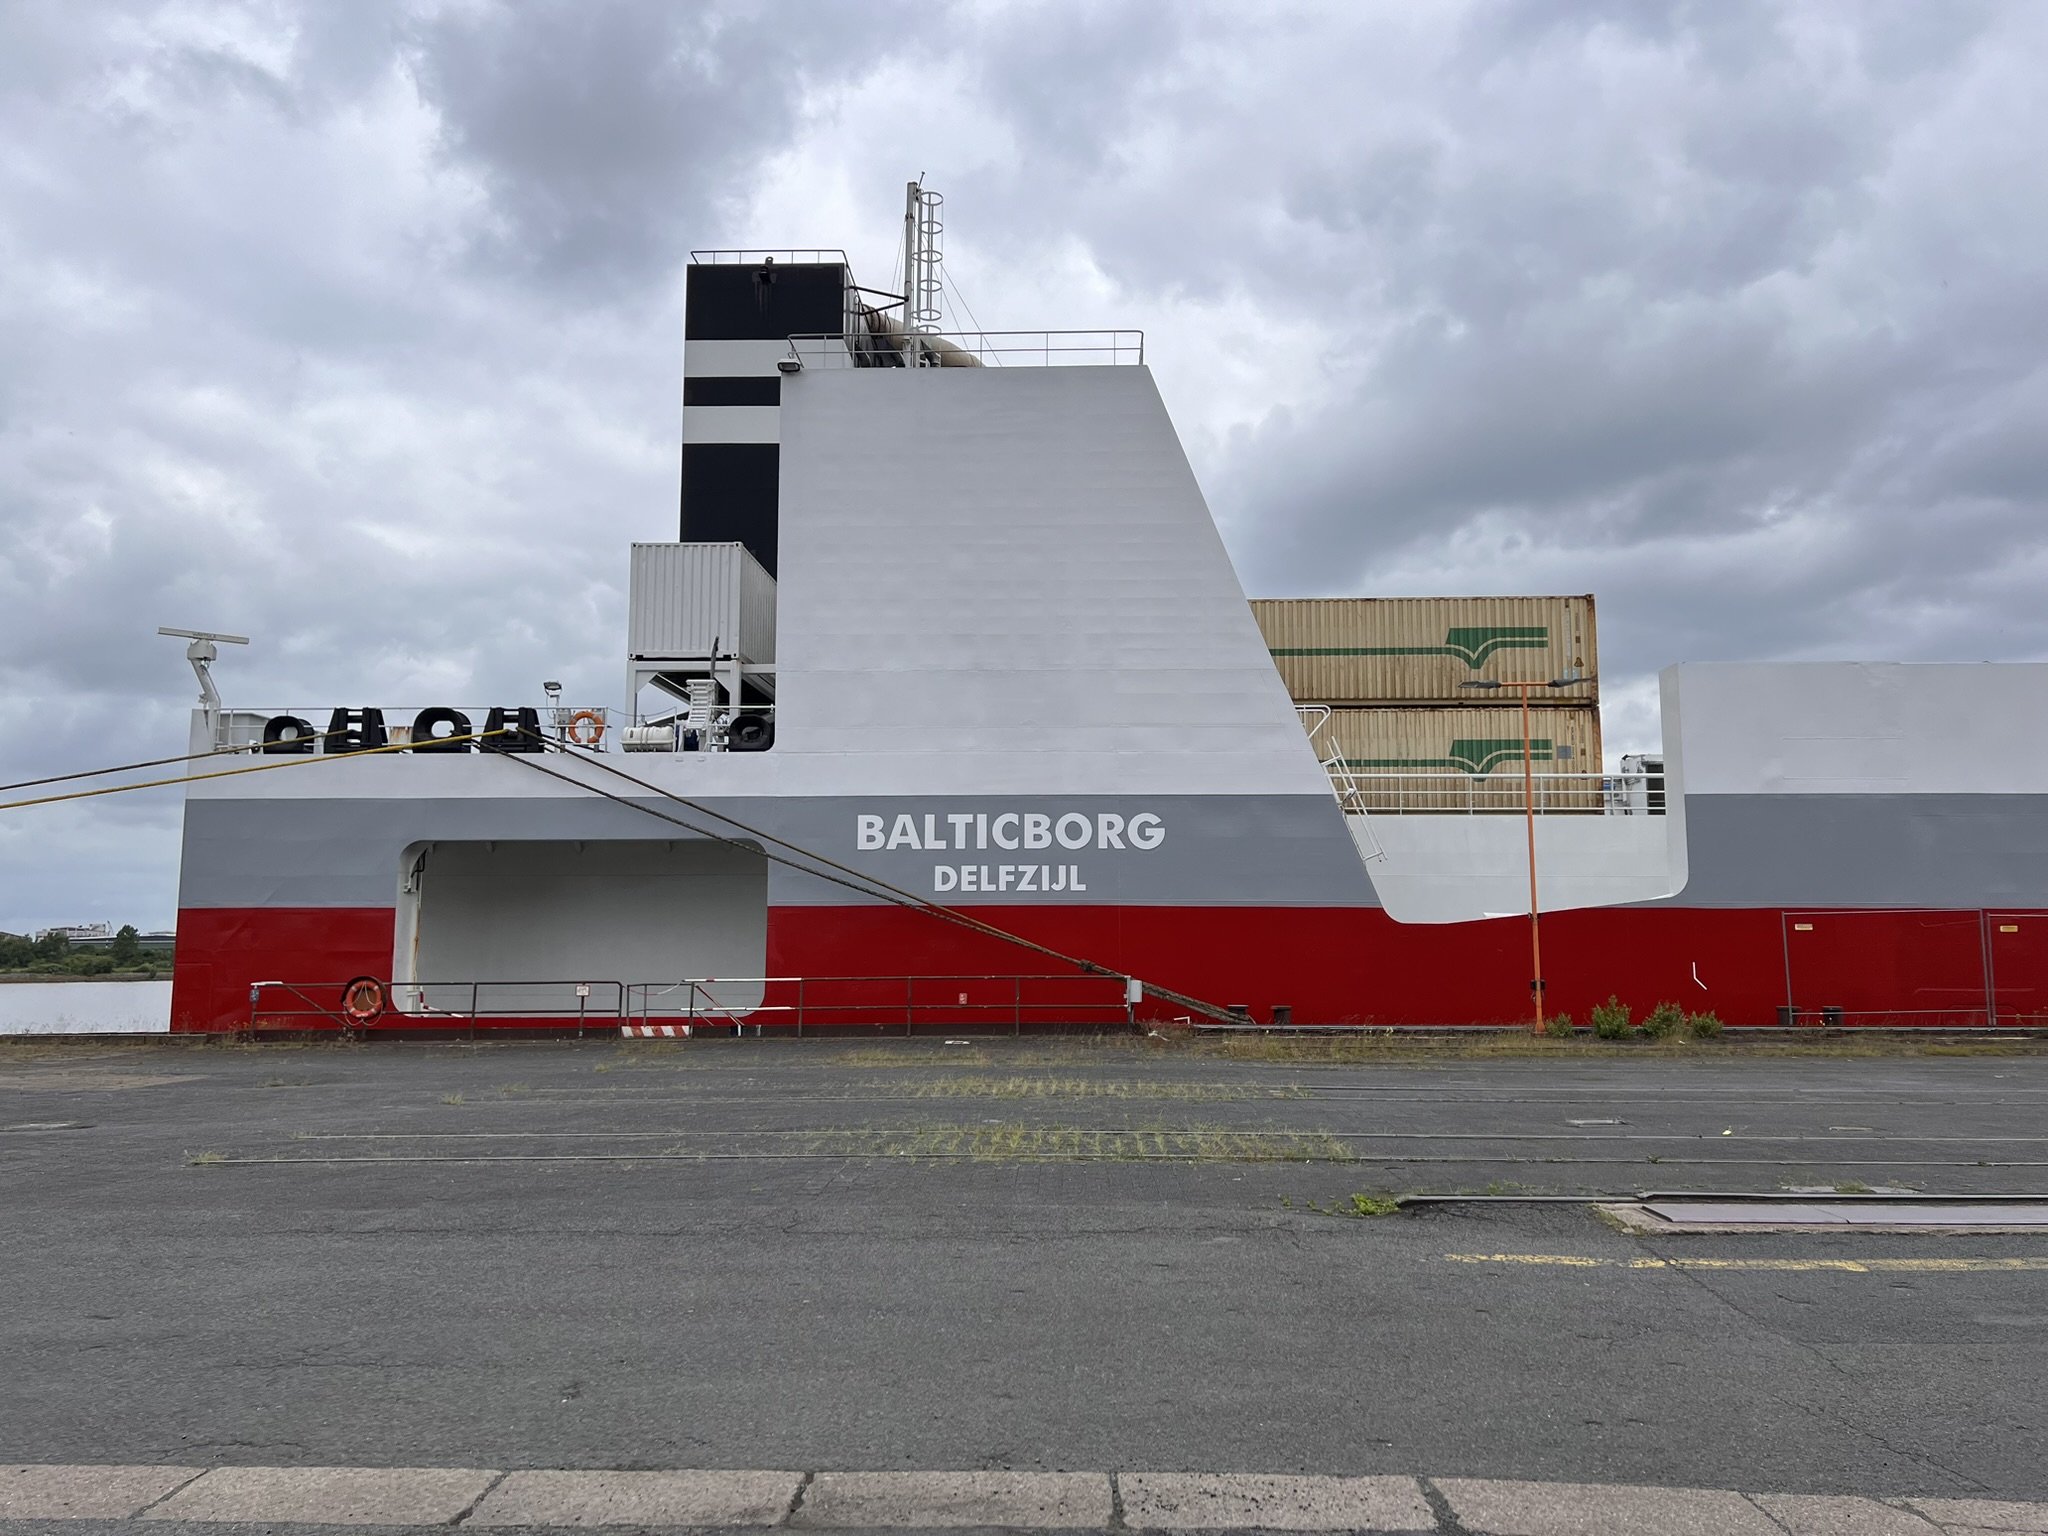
left=2, top=1037, right=2046, bottom=1508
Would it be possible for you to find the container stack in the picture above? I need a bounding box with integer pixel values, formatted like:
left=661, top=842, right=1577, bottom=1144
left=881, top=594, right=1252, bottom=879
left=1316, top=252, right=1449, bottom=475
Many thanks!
left=1249, top=596, right=1602, bottom=809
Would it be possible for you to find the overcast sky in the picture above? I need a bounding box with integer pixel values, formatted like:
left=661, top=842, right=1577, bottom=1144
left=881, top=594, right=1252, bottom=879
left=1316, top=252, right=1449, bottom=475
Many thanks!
left=3, top=0, right=2044, bottom=932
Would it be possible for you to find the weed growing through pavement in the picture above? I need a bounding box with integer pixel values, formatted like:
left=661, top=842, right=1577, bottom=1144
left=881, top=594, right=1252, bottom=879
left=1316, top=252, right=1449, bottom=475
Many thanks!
left=874, top=1075, right=1303, bottom=1102
left=798, top=1122, right=1354, bottom=1163
left=1544, top=1012, right=1575, bottom=1039
left=1182, top=1031, right=2040, bottom=1063
left=186, top=1150, right=225, bottom=1165
left=1301, top=1192, right=1402, bottom=1218
left=832, top=1046, right=993, bottom=1067
left=440, top=1093, right=464, bottom=1106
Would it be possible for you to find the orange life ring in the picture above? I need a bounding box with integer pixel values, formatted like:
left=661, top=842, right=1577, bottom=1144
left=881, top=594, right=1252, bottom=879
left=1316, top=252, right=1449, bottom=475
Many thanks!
left=566, top=709, right=606, bottom=747
left=340, top=976, right=387, bottom=1024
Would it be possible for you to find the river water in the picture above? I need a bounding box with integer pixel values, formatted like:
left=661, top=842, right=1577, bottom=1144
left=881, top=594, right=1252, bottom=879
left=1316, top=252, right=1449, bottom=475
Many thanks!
left=0, top=981, right=172, bottom=1034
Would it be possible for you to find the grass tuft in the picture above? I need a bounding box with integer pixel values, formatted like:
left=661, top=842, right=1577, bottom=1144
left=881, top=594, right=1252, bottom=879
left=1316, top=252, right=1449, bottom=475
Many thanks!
left=1297, top=1191, right=1402, bottom=1218
left=870, top=1075, right=1302, bottom=1102
left=1590, top=995, right=1634, bottom=1040
left=1642, top=1001, right=1686, bottom=1039
left=799, top=1122, right=1353, bottom=1164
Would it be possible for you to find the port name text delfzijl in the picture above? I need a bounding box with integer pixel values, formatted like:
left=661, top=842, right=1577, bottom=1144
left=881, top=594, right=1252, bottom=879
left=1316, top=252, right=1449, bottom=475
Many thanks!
left=932, top=864, right=1088, bottom=892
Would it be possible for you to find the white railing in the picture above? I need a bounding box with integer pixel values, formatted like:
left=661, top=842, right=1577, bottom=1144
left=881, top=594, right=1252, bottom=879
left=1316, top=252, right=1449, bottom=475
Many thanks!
left=789, top=329, right=1145, bottom=369
left=209, top=705, right=625, bottom=754
left=689, top=248, right=850, bottom=266
left=1318, top=768, right=1665, bottom=816
left=1295, top=704, right=1664, bottom=815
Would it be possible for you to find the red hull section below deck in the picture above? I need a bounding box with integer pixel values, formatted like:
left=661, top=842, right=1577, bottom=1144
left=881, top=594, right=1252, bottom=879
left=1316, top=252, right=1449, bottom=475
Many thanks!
left=171, top=904, right=2048, bottom=1031
left=172, top=907, right=396, bottom=1032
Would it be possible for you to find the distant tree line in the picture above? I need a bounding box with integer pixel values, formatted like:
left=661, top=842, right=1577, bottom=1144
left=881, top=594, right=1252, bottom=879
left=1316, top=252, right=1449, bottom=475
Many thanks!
left=0, top=926, right=173, bottom=976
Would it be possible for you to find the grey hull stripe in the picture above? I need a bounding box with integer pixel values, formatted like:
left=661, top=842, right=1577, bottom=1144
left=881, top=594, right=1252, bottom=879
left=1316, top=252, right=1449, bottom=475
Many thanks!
left=179, top=792, right=2048, bottom=915
left=178, top=794, right=1378, bottom=911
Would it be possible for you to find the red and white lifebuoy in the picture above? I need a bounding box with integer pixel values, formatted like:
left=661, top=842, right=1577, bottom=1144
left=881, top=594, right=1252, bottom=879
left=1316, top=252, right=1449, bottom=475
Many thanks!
left=566, top=709, right=606, bottom=748
left=340, top=976, right=387, bottom=1025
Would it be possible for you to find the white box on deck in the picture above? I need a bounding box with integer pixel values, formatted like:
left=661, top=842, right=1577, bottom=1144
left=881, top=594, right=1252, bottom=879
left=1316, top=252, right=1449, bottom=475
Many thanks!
left=628, top=542, right=776, bottom=663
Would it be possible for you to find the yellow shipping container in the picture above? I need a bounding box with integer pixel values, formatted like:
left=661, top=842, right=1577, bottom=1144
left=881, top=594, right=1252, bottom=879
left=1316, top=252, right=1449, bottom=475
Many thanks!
left=1251, top=595, right=1597, bottom=704
left=1298, top=706, right=1605, bottom=813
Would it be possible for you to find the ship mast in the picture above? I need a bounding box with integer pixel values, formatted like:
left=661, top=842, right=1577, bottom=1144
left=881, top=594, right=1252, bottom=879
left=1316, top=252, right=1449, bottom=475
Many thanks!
left=901, top=177, right=944, bottom=362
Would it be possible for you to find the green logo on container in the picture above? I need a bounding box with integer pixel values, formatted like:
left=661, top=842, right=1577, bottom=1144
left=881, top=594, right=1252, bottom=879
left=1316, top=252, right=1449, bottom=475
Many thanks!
left=1341, top=739, right=1557, bottom=777
left=1270, top=625, right=1551, bottom=671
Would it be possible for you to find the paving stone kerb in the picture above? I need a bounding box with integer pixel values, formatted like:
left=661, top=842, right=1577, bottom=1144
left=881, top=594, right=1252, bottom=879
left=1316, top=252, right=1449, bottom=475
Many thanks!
left=1436, top=1477, right=1786, bottom=1536
left=1120, top=1472, right=1434, bottom=1532
left=0, top=1465, right=198, bottom=1520
left=140, top=1466, right=498, bottom=1526
left=470, top=1469, right=804, bottom=1528
left=1909, top=1500, right=2048, bottom=1534
left=8, top=1465, right=2048, bottom=1532
left=1752, top=1492, right=1944, bottom=1535
left=794, top=1471, right=1112, bottom=1529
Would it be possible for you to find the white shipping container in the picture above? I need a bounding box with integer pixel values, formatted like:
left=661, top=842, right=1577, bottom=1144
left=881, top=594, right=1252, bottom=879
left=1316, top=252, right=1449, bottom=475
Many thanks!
left=628, top=542, right=777, bottom=663
left=1251, top=596, right=1597, bottom=704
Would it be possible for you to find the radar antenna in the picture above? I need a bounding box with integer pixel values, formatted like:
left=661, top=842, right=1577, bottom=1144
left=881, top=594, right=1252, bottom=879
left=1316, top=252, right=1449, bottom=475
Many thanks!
left=157, top=627, right=250, bottom=728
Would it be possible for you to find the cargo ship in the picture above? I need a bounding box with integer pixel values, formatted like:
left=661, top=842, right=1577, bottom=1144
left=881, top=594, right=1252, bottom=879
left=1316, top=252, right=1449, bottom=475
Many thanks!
left=168, top=195, right=2048, bottom=1032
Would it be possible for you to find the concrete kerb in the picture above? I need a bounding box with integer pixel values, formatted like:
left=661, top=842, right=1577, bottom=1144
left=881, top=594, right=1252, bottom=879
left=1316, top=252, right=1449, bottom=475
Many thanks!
left=1432, top=1478, right=1787, bottom=1536
left=0, top=1467, right=2043, bottom=1532
left=1906, top=1500, right=2048, bottom=1534
left=1749, top=1493, right=1945, bottom=1534
left=140, top=1466, right=500, bottom=1525
left=1118, top=1472, right=1435, bottom=1532
left=468, top=1469, right=805, bottom=1528
left=0, top=1466, right=201, bottom=1521
left=792, top=1471, right=1113, bottom=1529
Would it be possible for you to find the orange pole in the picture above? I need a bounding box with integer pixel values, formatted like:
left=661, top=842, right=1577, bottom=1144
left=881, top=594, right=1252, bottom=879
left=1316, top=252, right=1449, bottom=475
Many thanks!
left=1523, top=682, right=1543, bottom=1034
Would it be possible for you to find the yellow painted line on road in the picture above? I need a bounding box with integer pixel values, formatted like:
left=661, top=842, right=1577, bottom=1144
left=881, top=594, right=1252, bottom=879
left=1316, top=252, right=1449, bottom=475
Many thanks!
left=1446, top=1253, right=2048, bottom=1273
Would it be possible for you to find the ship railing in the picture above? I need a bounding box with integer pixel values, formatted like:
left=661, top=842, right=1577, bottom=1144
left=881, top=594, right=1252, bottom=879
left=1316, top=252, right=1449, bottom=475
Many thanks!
left=248, top=979, right=627, bottom=1035
left=626, top=974, right=1132, bottom=1036
left=392, top=980, right=626, bottom=1028
left=247, top=975, right=1133, bottom=1036
left=1773, top=1005, right=2008, bottom=1030
left=787, top=329, right=1146, bottom=369
left=1318, top=768, right=1665, bottom=817
left=689, top=247, right=852, bottom=265
left=206, top=705, right=635, bottom=755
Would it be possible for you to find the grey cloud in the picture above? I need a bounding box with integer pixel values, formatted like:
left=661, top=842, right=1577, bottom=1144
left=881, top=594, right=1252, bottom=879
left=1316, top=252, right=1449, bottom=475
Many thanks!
left=405, top=0, right=908, bottom=293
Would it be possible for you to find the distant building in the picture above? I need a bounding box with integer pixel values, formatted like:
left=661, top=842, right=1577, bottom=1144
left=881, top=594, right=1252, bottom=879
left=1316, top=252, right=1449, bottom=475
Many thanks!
left=36, top=923, right=112, bottom=944
left=32, top=924, right=175, bottom=951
